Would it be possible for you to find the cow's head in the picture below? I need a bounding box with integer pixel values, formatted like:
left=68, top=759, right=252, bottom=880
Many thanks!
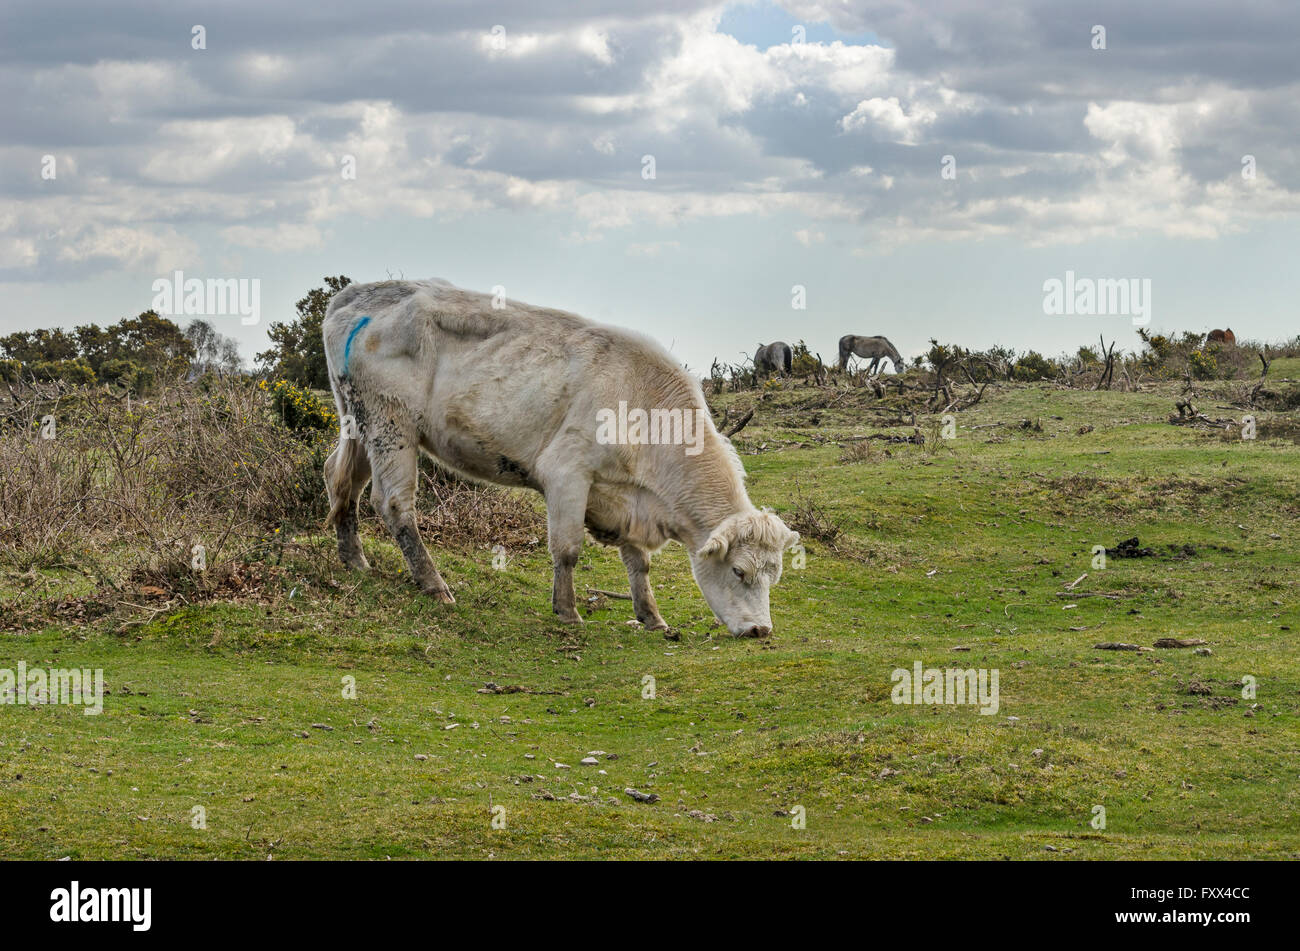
left=690, top=509, right=799, bottom=637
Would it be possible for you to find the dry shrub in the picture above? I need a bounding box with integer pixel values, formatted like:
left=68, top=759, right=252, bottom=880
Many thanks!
left=786, top=483, right=843, bottom=548
left=1258, top=385, right=1300, bottom=412
left=415, top=462, right=546, bottom=550
left=1, top=378, right=548, bottom=601
left=0, top=378, right=326, bottom=578
left=1255, top=417, right=1300, bottom=444
left=839, top=439, right=879, bottom=464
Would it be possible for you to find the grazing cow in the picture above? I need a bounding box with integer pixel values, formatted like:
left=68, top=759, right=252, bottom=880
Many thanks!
left=754, top=341, right=793, bottom=377
left=1207, top=328, right=1236, bottom=346
left=838, top=334, right=904, bottom=373
left=322, top=279, right=799, bottom=637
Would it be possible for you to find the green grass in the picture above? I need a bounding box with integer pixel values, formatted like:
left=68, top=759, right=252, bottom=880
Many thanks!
left=2, top=379, right=1298, bottom=859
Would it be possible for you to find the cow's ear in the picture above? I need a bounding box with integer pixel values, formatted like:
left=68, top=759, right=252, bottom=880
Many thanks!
left=698, top=530, right=729, bottom=560
left=785, top=530, right=801, bottom=551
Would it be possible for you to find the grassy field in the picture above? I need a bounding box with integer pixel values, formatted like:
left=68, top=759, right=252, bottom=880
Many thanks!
left=2, top=374, right=1298, bottom=859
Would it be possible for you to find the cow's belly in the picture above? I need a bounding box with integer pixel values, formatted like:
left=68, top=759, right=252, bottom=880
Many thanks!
left=419, top=426, right=539, bottom=490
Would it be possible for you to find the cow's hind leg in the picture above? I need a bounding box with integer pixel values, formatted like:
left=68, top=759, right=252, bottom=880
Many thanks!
left=620, top=544, right=667, bottom=631
left=325, top=437, right=372, bottom=571
left=369, top=437, right=454, bottom=603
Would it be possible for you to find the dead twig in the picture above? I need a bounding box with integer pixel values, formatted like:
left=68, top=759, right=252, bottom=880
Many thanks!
left=723, top=408, right=754, bottom=437
left=587, top=588, right=634, bottom=601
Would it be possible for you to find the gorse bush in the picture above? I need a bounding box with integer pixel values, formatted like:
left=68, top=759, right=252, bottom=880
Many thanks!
left=1189, top=347, right=1219, bottom=380
left=30, top=358, right=96, bottom=386
left=790, top=340, right=823, bottom=377
left=1012, top=350, right=1056, bottom=381
left=1135, top=328, right=1263, bottom=381
left=261, top=379, right=338, bottom=435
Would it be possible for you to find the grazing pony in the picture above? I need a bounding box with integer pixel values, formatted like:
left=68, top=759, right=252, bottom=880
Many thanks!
left=754, top=341, right=793, bottom=377
left=1206, top=328, right=1236, bottom=346
left=838, top=334, right=904, bottom=373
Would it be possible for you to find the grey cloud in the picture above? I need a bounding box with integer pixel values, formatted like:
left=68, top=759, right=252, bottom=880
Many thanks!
left=3, top=0, right=1300, bottom=283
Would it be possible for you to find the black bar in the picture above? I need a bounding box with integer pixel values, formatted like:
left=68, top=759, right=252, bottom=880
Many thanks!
left=0, top=860, right=1274, bottom=938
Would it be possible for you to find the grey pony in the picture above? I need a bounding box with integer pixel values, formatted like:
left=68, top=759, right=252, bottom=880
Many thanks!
left=754, top=341, right=793, bottom=376
left=838, top=335, right=903, bottom=373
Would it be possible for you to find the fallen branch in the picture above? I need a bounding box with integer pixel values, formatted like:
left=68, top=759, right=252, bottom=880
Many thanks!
left=723, top=409, right=754, bottom=437
left=587, top=588, right=634, bottom=601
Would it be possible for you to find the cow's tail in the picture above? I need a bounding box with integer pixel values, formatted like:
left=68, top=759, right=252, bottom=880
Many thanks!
left=782, top=345, right=792, bottom=374
left=323, top=306, right=369, bottom=530
left=324, top=423, right=365, bottom=529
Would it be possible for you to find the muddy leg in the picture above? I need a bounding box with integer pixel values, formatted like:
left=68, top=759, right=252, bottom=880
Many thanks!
left=370, top=439, right=454, bottom=603
left=543, top=479, right=589, bottom=624
left=325, top=440, right=372, bottom=570
left=620, top=544, right=667, bottom=630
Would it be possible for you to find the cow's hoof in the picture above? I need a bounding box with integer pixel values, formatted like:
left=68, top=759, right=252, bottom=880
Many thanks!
left=554, top=610, right=583, bottom=624
left=339, top=550, right=369, bottom=571
left=641, top=617, right=669, bottom=632
left=425, top=587, right=455, bottom=604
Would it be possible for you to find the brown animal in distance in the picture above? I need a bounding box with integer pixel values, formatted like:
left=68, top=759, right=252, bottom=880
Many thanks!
left=1206, top=328, right=1236, bottom=346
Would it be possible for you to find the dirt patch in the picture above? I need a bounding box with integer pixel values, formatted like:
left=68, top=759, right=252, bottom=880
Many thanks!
left=1103, top=537, right=1232, bottom=561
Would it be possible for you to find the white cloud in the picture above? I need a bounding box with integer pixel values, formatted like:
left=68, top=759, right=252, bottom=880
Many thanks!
left=141, top=117, right=301, bottom=184
left=840, top=96, right=937, bottom=144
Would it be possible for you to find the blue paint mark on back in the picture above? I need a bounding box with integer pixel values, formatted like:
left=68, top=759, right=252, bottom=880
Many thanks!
left=342, top=316, right=371, bottom=376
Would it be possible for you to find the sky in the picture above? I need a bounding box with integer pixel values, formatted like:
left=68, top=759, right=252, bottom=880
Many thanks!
left=3, top=0, right=1299, bottom=372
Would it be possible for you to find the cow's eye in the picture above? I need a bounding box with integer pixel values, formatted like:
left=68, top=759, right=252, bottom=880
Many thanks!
left=732, top=567, right=745, bottom=582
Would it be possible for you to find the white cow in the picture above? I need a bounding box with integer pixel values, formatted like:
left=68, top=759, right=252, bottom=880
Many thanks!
left=322, top=279, right=798, bottom=637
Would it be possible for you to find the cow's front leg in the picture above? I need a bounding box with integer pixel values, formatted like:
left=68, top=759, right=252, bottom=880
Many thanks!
left=543, top=479, right=590, bottom=624
left=370, top=439, right=454, bottom=604
left=620, top=544, right=667, bottom=630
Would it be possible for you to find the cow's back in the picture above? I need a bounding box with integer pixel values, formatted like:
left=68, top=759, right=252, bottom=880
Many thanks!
left=323, top=279, right=716, bottom=489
